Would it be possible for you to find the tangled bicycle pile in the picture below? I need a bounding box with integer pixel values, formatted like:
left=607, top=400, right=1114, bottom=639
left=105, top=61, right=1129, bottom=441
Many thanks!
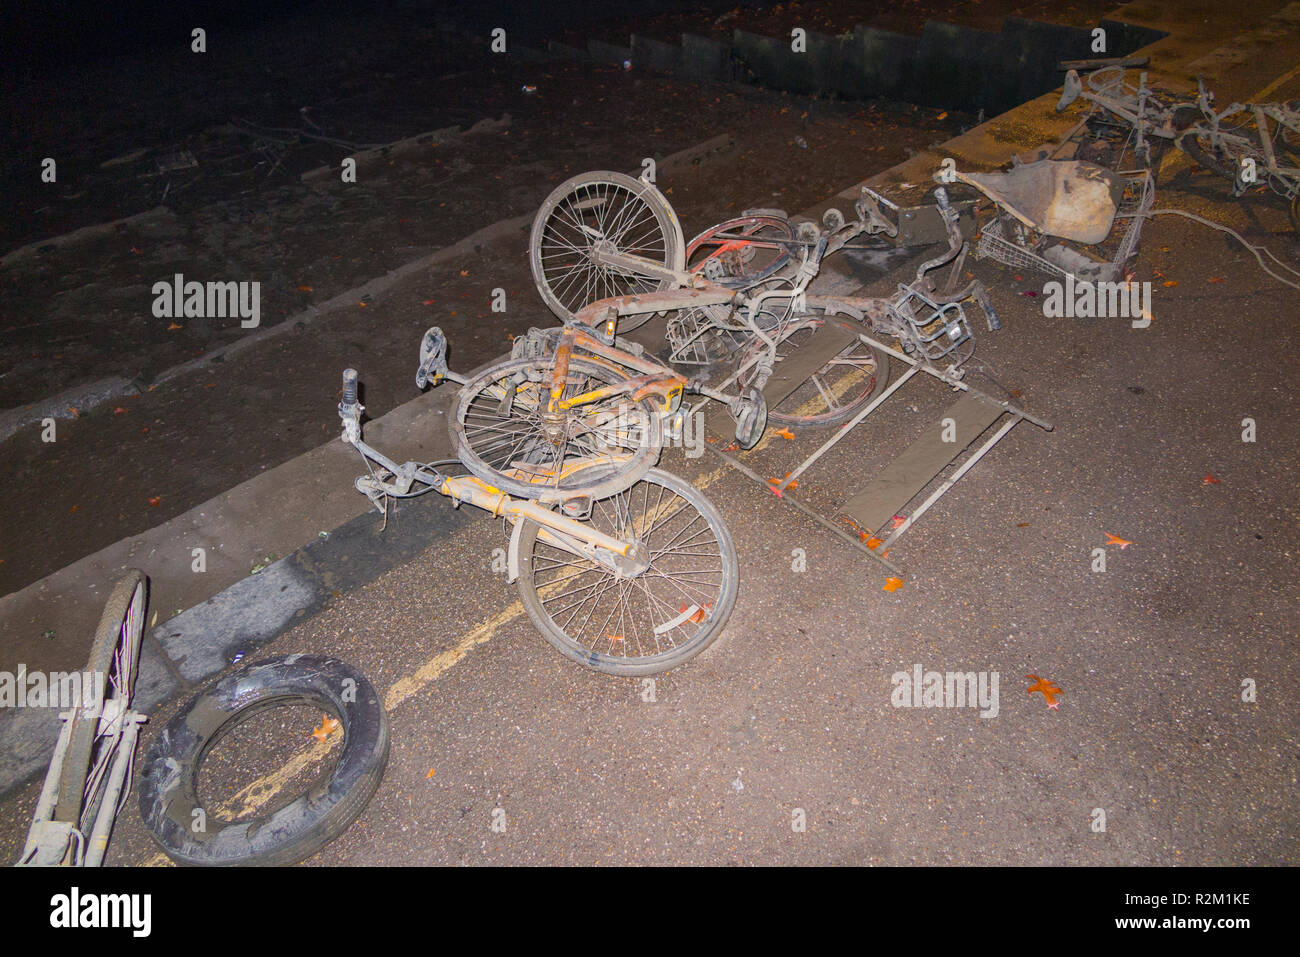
left=20, top=65, right=1298, bottom=870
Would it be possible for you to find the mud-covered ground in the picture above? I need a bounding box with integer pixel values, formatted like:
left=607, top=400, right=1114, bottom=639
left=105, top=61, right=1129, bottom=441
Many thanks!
left=0, top=0, right=1122, bottom=591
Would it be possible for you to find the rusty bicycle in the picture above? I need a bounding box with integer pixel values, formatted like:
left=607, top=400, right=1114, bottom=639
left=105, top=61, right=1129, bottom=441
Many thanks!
left=337, top=352, right=738, bottom=676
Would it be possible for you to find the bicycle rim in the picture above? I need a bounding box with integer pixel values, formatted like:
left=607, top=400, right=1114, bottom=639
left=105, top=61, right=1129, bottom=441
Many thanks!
left=529, top=171, right=685, bottom=327
left=452, top=356, right=661, bottom=503
left=517, top=468, right=737, bottom=675
left=54, top=570, right=146, bottom=831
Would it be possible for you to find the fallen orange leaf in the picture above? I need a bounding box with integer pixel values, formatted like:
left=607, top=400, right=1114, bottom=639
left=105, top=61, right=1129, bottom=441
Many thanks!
left=1208, top=276, right=1226, bottom=283
left=298, top=284, right=313, bottom=292
left=425, top=768, right=437, bottom=779
left=865, top=537, right=883, bottom=549
left=1162, top=280, right=1177, bottom=287
left=147, top=496, right=161, bottom=507
left=681, top=602, right=712, bottom=623
left=1202, top=474, right=1220, bottom=484
left=882, top=577, right=903, bottom=592
left=1104, top=533, right=1133, bottom=549
left=607, top=634, right=625, bottom=643
left=1026, top=674, right=1064, bottom=708
left=775, top=427, right=795, bottom=440
left=167, top=323, right=182, bottom=330
left=311, top=716, right=340, bottom=741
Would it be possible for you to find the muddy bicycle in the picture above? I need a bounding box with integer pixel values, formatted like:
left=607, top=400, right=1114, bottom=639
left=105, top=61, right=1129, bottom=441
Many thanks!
left=1175, top=86, right=1300, bottom=230
left=522, top=170, right=1002, bottom=443
left=1059, top=67, right=1300, bottom=230
left=18, top=570, right=148, bottom=866
left=337, top=359, right=737, bottom=676
left=1056, top=66, right=1201, bottom=170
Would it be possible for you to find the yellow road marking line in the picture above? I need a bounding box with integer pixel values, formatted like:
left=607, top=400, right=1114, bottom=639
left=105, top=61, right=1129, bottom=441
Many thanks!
left=385, top=600, right=524, bottom=711
left=1252, top=64, right=1300, bottom=102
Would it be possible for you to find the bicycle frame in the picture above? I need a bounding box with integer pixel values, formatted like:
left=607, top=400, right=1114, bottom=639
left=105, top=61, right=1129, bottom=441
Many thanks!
left=339, top=374, right=650, bottom=580
left=1190, top=93, right=1300, bottom=198
left=20, top=689, right=146, bottom=866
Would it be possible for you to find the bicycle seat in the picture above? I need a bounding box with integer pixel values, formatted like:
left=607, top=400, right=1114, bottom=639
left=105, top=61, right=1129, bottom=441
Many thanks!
left=1057, top=69, right=1083, bottom=111
left=954, top=160, right=1125, bottom=245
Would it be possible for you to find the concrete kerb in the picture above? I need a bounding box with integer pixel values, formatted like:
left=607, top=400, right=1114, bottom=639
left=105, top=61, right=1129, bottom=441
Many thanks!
left=846, top=26, right=920, bottom=101
left=681, top=33, right=732, bottom=82
left=631, top=34, right=681, bottom=74
left=588, top=39, right=631, bottom=66
left=914, top=20, right=1005, bottom=114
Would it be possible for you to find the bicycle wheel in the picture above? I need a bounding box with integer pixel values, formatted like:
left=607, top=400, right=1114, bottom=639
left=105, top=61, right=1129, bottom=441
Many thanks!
left=1177, top=129, right=1260, bottom=187
left=685, top=212, right=796, bottom=289
left=516, top=468, right=738, bottom=676
left=139, top=655, right=388, bottom=866
left=742, top=315, right=890, bottom=427
left=54, top=569, right=146, bottom=837
left=529, top=171, right=685, bottom=330
left=451, top=355, right=661, bottom=503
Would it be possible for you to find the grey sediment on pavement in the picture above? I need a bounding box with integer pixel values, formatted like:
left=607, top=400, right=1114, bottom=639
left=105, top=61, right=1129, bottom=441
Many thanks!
left=0, top=483, right=476, bottom=798
left=0, top=130, right=742, bottom=796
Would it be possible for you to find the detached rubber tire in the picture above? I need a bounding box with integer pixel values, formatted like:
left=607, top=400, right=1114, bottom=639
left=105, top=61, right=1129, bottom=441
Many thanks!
left=139, top=655, right=388, bottom=866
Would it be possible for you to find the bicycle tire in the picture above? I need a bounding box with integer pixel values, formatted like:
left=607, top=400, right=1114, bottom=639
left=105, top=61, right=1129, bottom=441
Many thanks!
left=451, top=355, right=662, bottom=503
left=1177, top=130, right=1255, bottom=184
left=53, top=569, right=146, bottom=829
left=138, top=655, right=388, bottom=867
left=743, top=316, right=890, bottom=428
left=529, top=171, right=685, bottom=331
left=685, top=213, right=796, bottom=289
left=516, top=468, right=738, bottom=676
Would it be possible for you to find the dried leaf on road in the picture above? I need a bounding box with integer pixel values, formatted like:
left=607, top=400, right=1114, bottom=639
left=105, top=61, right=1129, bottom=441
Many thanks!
left=311, top=716, right=340, bottom=741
